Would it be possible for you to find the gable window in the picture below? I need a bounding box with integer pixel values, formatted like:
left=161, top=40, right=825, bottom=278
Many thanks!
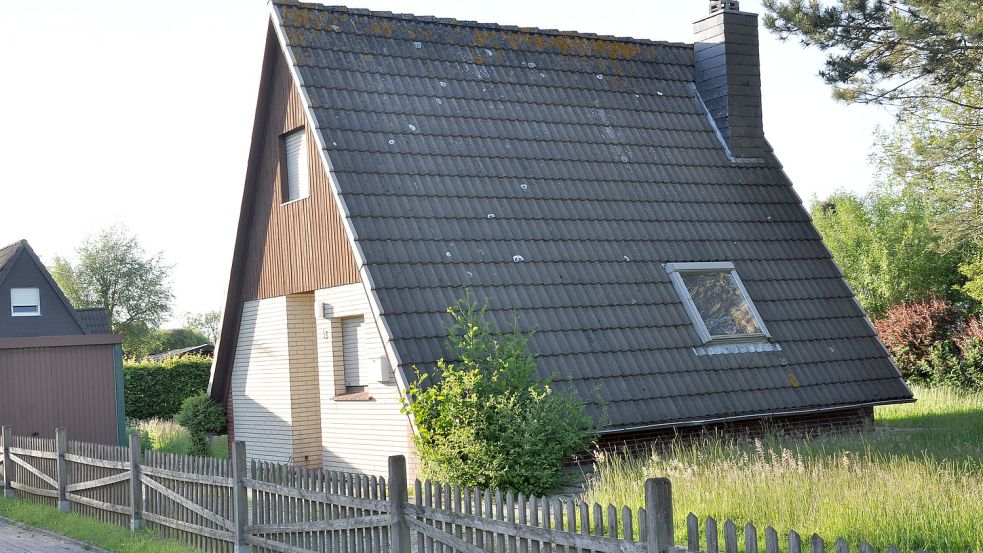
left=282, top=127, right=309, bottom=203
left=666, top=262, right=770, bottom=343
left=10, top=287, right=40, bottom=317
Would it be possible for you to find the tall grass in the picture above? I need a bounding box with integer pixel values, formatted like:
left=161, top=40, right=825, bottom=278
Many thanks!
left=128, top=418, right=193, bottom=454
left=581, top=386, right=983, bottom=552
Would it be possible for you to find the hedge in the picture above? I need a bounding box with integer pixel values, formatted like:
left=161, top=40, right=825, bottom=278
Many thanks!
left=123, top=355, right=212, bottom=420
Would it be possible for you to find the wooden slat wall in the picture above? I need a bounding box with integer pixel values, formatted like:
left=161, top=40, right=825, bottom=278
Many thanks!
left=0, top=344, right=119, bottom=444
left=240, top=46, right=359, bottom=302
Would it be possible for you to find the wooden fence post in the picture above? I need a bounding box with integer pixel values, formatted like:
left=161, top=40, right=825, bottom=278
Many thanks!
left=1, top=426, right=13, bottom=498
left=645, top=478, right=674, bottom=553
left=55, top=427, right=69, bottom=512
left=232, top=440, right=250, bottom=552
left=128, top=432, right=143, bottom=531
left=389, top=455, right=410, bottom=553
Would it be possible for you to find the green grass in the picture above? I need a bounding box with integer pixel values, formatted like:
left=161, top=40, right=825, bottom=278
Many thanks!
left=210, top=435, right=229, bottom=459
left=581, top=386, right=983, bottom=552
left=127, top=419, right=228, bottom=459
left=0, top=498, right=198, bottom=553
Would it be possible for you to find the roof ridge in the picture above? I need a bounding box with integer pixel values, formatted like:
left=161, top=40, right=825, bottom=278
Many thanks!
left=0, top=239, right=26, bottom=251
left=272, top=1, right=694, bottom=50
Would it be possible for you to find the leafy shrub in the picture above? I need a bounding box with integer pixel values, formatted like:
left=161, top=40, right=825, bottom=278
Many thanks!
left=176, top=394, right=227, bottom=456
left=956, top=315, right=983, bottom=350
left=123, top=355, right=212, bottom=420
left=401, top=295, right=597, bottom=495
left=127, top=418, right=193, bottom=454
left=873, top=296, right=961, bottom=379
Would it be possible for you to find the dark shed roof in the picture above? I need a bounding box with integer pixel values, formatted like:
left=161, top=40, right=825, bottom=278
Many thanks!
left=146, top=344, right=214, bottom=363
left=231, top=2, right=912, bottom=431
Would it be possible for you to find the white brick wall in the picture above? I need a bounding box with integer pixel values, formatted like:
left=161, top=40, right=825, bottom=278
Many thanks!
left=316, top=284, right=412, bottom=475
left=231, top=297, right=294, bottom=464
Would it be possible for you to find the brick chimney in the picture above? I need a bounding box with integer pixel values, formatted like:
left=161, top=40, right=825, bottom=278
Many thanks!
left=694, top=0, right=766, bottom=159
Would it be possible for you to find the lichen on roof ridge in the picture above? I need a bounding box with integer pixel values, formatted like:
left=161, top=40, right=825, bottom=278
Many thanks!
left=273, top=0, right=694, bottom=58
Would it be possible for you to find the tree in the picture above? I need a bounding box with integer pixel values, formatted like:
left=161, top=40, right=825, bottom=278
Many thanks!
left=401, top=294, right=597, bottom=495
left=811, top=189, right=966, bottom=316
left=50, top=226, right=173, bottom=355
left=873, top=82, right=983, bottom=301
left=763, top=0, right=982, bottom=111
left=183, top=310, right=221, bottom=344
left=876, top=83, right=983, bottom=250
left=150, top=327, right=212, bottom=354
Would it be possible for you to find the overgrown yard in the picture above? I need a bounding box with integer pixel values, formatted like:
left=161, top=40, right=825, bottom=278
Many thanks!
left=581, top=386, right=983, bottom=552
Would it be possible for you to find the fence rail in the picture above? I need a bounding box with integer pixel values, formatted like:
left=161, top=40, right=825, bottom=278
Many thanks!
left=0, top=426, right=923, bottom=553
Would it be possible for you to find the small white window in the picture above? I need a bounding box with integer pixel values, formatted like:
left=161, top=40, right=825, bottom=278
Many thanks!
left=666, top=262, right=770, bottom=343
left=341, top=315, right=367, bottom=390
left=283, top=128, right=309, bottom=203
left=10, top=288, right=40, bottom=317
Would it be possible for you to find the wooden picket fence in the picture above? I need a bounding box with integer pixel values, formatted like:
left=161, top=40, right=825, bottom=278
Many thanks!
left=0, top=426, right=923, bottom=553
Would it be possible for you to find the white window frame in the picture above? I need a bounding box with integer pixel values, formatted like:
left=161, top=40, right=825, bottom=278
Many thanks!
left=340, top=314, right=368, bottom=390
left=281, top=127, right=310, bottom=204
left=10, top=287, right=41, bottom=317
left=665, top=261, right=771, bottom=344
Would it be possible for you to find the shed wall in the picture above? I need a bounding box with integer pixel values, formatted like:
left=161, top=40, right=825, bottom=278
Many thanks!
left=0, top=342, right=120, bottom=444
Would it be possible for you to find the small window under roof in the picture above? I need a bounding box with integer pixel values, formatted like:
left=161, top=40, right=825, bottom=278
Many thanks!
left=282, top=128, right=309, bottom=203
left=666, top=262, right=770, bottom=344
left=10, top=287, right=40, bottom=317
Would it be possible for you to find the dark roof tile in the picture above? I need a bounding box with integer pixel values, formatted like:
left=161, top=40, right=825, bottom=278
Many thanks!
left=270, top=1, right=911, bottom=429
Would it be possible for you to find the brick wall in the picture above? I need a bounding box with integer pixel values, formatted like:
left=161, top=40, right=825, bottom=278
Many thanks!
left=315, top=284, right=413, bottom=475
left=286, top=293, right=324, bottom=468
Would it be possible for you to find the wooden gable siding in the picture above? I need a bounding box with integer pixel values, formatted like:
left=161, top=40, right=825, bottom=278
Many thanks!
left=240, top=43, right=358, bottom=302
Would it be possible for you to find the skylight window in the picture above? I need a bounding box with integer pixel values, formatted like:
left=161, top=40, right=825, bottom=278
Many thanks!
left=666, top=262, right=770, bottom=343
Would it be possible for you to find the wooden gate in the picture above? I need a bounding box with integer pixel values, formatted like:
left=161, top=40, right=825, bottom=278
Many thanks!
left=6, top=434, right=58, bottom=507
left=242, top=460, right=393, bottom=553
left=141, top=450, right=235, bottom=553
left=65, top=439, right=132, bottom=526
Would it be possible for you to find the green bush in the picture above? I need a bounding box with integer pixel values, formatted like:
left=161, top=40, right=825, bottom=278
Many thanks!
left=176, top=394, right=227, bottom=456
left=911, top=315, right=983, bottom=389
left=123, top=355, right=212, bottom=420
left=401, top=294, right=597, bottom=495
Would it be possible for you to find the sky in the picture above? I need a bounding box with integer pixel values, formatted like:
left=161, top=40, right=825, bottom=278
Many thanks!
left=0, top=0, right=895, bottom=327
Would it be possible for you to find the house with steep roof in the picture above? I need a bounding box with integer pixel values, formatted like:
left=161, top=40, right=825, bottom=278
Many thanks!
left=0, top=240, right=125, bottom=445
left=209, top=0, right=912, bottom=474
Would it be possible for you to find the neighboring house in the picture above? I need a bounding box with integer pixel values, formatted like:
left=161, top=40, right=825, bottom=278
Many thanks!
left=209, top=0, right=913, bottom=474
left=0, top=240, right=125, bottom=445
left=145, top=343, right=215, bottom=363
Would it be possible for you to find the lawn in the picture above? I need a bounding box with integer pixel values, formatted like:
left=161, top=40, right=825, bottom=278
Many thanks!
left=580, top=386, right=983, bottom=552
left=0, top=498, right=198, bottom=553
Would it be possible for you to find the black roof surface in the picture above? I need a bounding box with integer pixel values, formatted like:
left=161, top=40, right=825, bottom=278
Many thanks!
left=270, top=1, right=911, bottom=431
left=75, top=308, right=112, bottom=335
left=0, top=241, right=22, bottom=275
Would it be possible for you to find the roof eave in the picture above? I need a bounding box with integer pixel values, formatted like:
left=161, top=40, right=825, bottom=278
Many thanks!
left=599, top=398, right=917, bottom=435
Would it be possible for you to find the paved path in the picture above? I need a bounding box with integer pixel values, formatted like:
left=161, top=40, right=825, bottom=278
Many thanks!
left=0, top=520, right=93, bottom=553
